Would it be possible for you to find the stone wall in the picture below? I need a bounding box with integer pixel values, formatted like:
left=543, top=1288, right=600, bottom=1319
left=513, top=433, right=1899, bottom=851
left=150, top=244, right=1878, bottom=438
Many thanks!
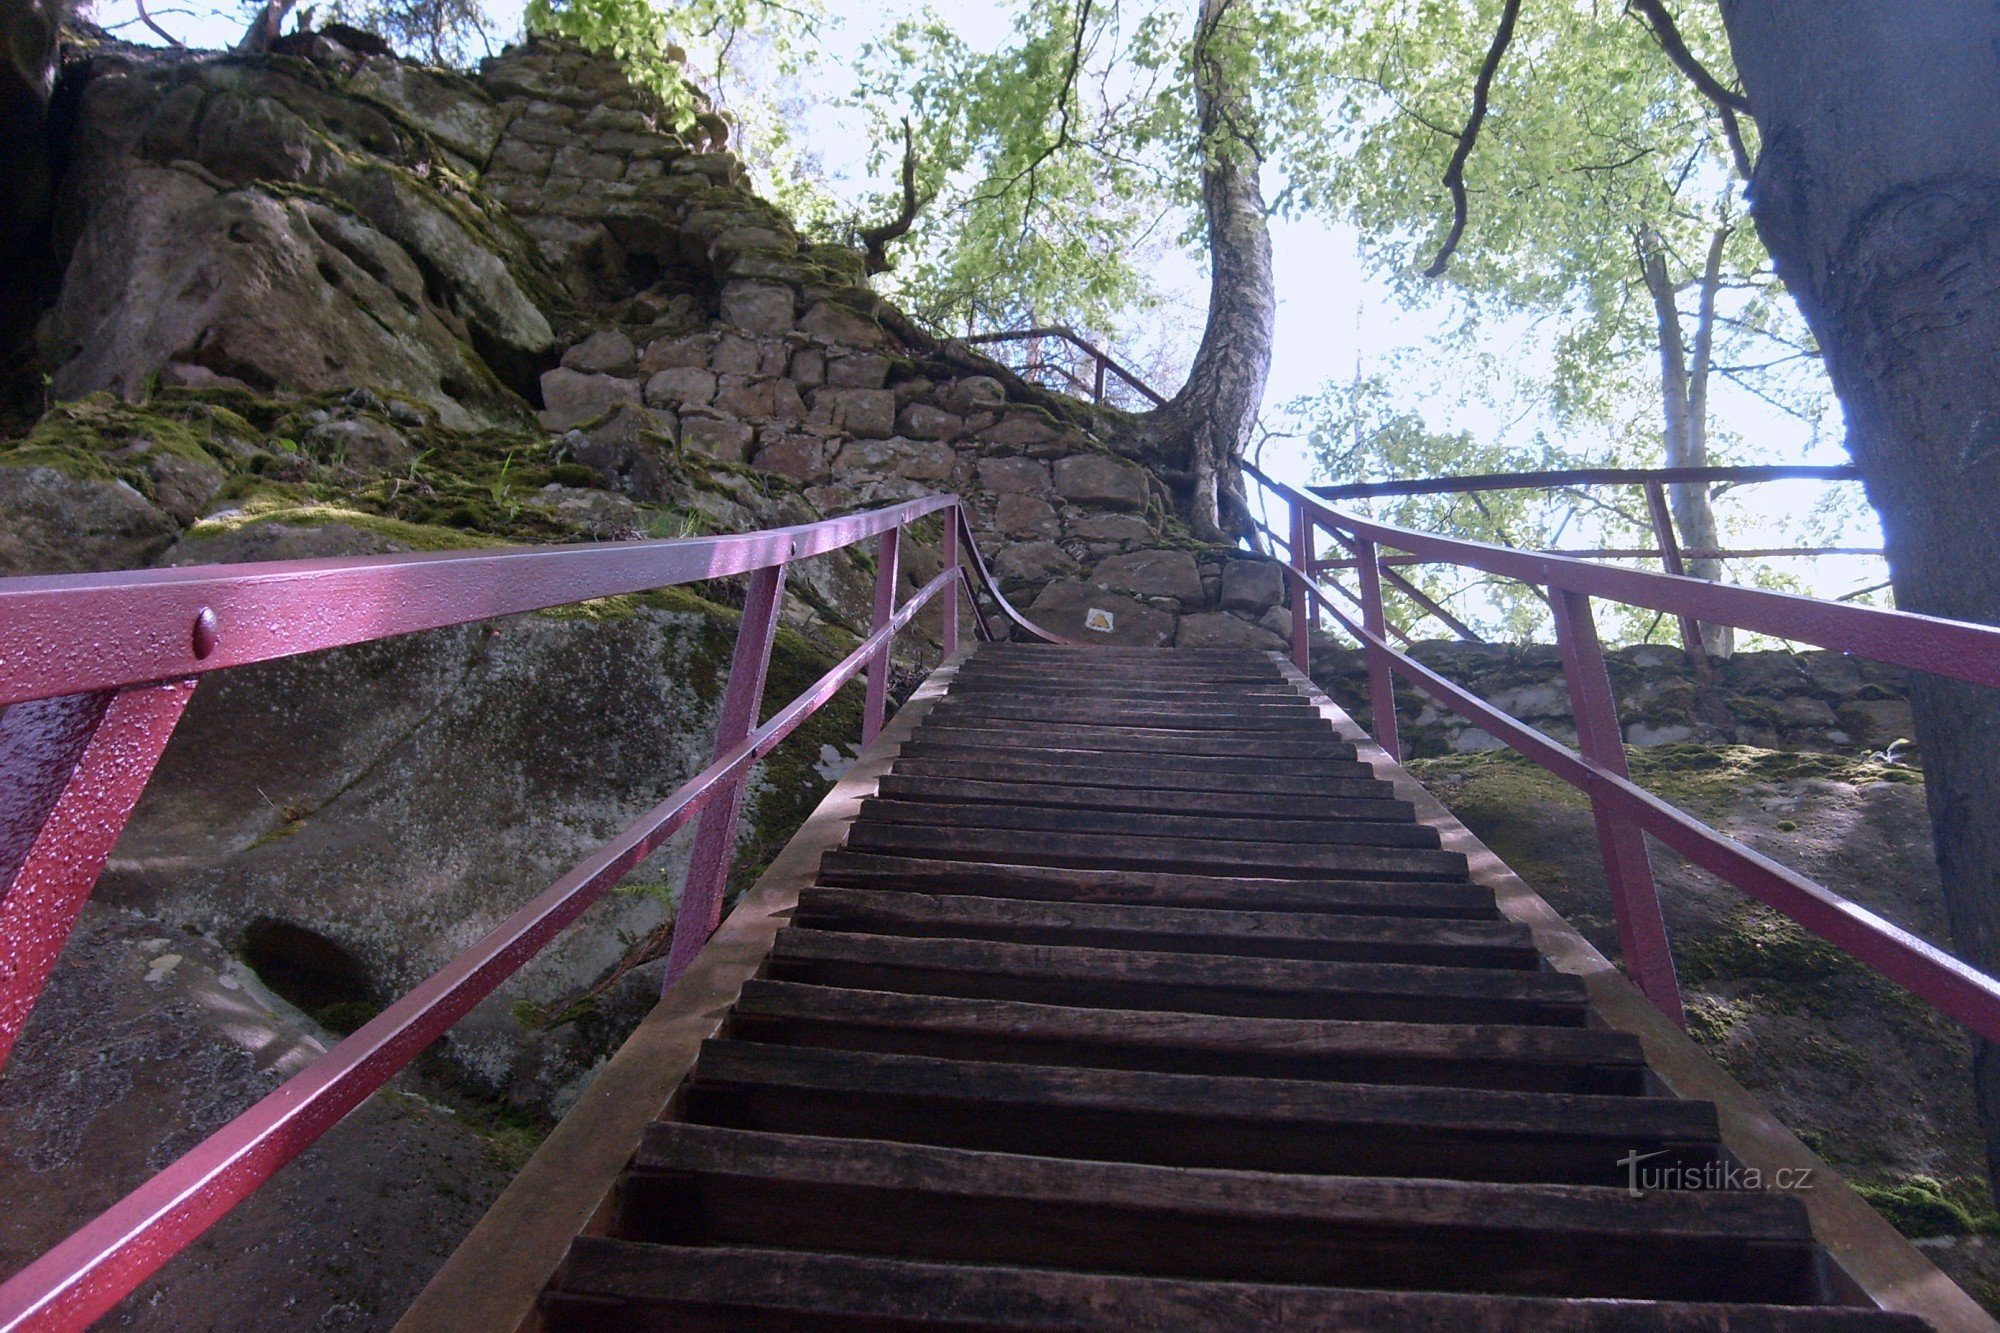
left=1311, top=640, right=1917, bottom=760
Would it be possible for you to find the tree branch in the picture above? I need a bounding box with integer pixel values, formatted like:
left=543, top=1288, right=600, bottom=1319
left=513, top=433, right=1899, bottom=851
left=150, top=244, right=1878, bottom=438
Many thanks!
left=1423, top=0, right=1522, bottom=279
left=234, top=0, right=295, bottom=53
left=1624, top=0, right=1755, bottom=178
left=859, top=117, right=927, bottom=276
left=135, top=0, right=185, bottom=47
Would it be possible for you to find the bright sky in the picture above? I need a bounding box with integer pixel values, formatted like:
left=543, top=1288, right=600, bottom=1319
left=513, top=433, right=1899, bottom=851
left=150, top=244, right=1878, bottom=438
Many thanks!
left=84, top=0, right=1887, bottom=609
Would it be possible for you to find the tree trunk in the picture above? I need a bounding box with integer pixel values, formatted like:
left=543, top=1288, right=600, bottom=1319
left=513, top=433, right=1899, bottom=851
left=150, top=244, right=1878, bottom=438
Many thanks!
left=1137, top=0, right=1275, bottom=543
left=1721, top=0, right=2000, bottom=1198
left=0, top=0, right=64, bottom=379
left=1637, top=224, right=1733, bottom=656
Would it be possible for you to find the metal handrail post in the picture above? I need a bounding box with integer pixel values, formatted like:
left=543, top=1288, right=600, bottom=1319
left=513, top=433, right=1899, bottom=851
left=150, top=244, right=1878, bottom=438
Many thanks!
left=1552, top=588, right=1686, bottom=1025
left=664, top=561, right=787, bottom=986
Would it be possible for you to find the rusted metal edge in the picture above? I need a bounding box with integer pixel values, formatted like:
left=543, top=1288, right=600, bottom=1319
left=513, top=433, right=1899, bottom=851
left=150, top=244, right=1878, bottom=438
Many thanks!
left=393, top=651, right=968, bottom=1333
left=1273, top=653, right=1998, bottom=1332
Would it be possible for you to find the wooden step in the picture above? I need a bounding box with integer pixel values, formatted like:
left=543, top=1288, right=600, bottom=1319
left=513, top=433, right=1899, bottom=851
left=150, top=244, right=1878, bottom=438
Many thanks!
left=617, top=1124, right=1821, bottom=1302
left=888, top=750, right=1384, bottom=788
left=680, top=1041, right=1718, bottom=1186
left=843, top=822, right=1470, bottom=882
left=854, top=798, right=1435, bottom=851
left=729, top=981, right=1648, bottom=1093
left=545, top=1241, right=1924, bottom=1332
left=815, top=853, right=1495, bottom=918
left=874, top=772, right=1405, bottom=818
left=792, top=887, right=1537, bottom=967
left=927, top=702, right=1325, bottom=730
left=911, top=722, right=1356, bottom=759
left=945, top=680, right=1308, bottom=702
left=764, top=929, right=1586, bottom=1025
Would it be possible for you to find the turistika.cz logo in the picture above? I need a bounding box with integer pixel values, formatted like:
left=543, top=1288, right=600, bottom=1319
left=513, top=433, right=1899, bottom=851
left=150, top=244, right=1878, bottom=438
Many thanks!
left=1618, top=1149, right=1816, bottom=1198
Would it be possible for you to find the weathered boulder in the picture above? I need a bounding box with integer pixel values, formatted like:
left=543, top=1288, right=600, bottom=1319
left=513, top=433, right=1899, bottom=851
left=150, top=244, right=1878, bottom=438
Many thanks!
left=0, top=464, right=178, bottom=575
left=994, top=493, right=1061, bottom=540
left=561, top=329, right=638, bottom=375
left=539, top=368, right=641, bottom=430
left=976, top=456, right=1050, bottom=494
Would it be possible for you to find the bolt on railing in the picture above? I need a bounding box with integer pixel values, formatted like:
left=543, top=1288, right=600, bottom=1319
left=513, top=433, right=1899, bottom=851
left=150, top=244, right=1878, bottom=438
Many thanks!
left=0, top=494, right=1062, bottom=1331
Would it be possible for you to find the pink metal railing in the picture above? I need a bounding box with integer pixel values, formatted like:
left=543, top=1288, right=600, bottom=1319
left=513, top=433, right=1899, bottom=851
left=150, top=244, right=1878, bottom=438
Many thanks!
left=1245, top=462, right=2000, bottom=1040
left=0, top=495, right=1060, bottom=1330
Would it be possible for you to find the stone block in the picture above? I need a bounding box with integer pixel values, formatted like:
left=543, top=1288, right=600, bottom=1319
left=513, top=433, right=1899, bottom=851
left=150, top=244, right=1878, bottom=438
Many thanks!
left=822, top=388, right=897, bottom=439
left=720, top=280, right=795, bottom=334
left=680, top=414, right=754, bottom=463
left=943, top=375, right=1007, bottom=414
left=751, top=433, right=831, bottom=485
left=1092, top=549, right=1204, bottom=604
left=1053, top=453, right=1149, bottom=512
left=713, top=376, right=805, bottom=423
left=994, top=541, right=1080, bottom=584
left=538, top=368, right=640, bottom=430
left=826, top=352, right=890, bottom=389
left=982, top=411, right=1057, bottom=448
left=798, top=301, right=887, bottom=347
left=1258, top=606, right=1293, bottom=640
left=1774, top=695, right=1839, bottom=729
left=994, top=493, right=1060, bottom=540
left=560, top=329, right=636, bottom=375
left=1067, top=512, right=1153, bottom=543
left=640, top=334, right=709, bottom=372
left=789, top=347, right=825, bottom=385
left=1219, top=558, right=1287, bottom=613
left=1028, top=580, right=1177, bottom=647
left=832, top=436, right=956, bottom=482
left=1175, top=611, right=1286, bottom=652
left=977, top=456, right=1050, bottom=494
left=710, top=334, right=765, bottom=374
left=897, top=403, right=962, bottom=440
left=643, top=367, right=715, bottom=407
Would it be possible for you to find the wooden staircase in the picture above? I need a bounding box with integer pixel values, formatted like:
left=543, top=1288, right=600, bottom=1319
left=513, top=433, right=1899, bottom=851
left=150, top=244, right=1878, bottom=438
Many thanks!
left=528, top=643, right=1930, bottom=1329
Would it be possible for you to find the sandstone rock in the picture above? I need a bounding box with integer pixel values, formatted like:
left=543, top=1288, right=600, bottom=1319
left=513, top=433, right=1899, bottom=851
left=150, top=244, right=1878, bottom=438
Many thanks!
left=994, top=493, right=1060, bottom=541
left=994, top=541, right=1081, bottom=584
left=563, top=404, right=676, bottom=500
left=0, top=465, right=179, bottom=575
left=302, top=418, right=412, bottom=476
left=526, top=484, right=644, bottom=536
left=349, top=56, right=508, bottom=160
left=1220, top=558, right=1287, bottom=614
left=538, top=367, right=640, bottom=430
left=751, top=433, right=830, bottom=484
left=1175, top=611, right=1286, bottom=652
left=1067, top=512, right=1153, bottom=543
left=680, top=414, right=755, bottom=463
left=798, top=301, right=886, bottom=347
left=897, top=403, right=961, bottom=439
left=819, top=388, right=897, bottom=439
left=720, top=280, right=795, bottom=334
left=1839, top=698, right=1916, bottom=746
left=977, top=456, right=1051, bottom=495
left=826, top=352, right=890, bottom=389
left=644, top=366, right=716, bottom=407
left=1053, top=453, right=1149, bottom=512
left=136, top=451, right=226, bottom=524
left=1027, top=579, right=1177, bottom=646
left=560, top=329, right=637, bottom=375
left=943, top=376, right=1007, bottom=414
left=1092, top=549, right=1204, bottom=604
